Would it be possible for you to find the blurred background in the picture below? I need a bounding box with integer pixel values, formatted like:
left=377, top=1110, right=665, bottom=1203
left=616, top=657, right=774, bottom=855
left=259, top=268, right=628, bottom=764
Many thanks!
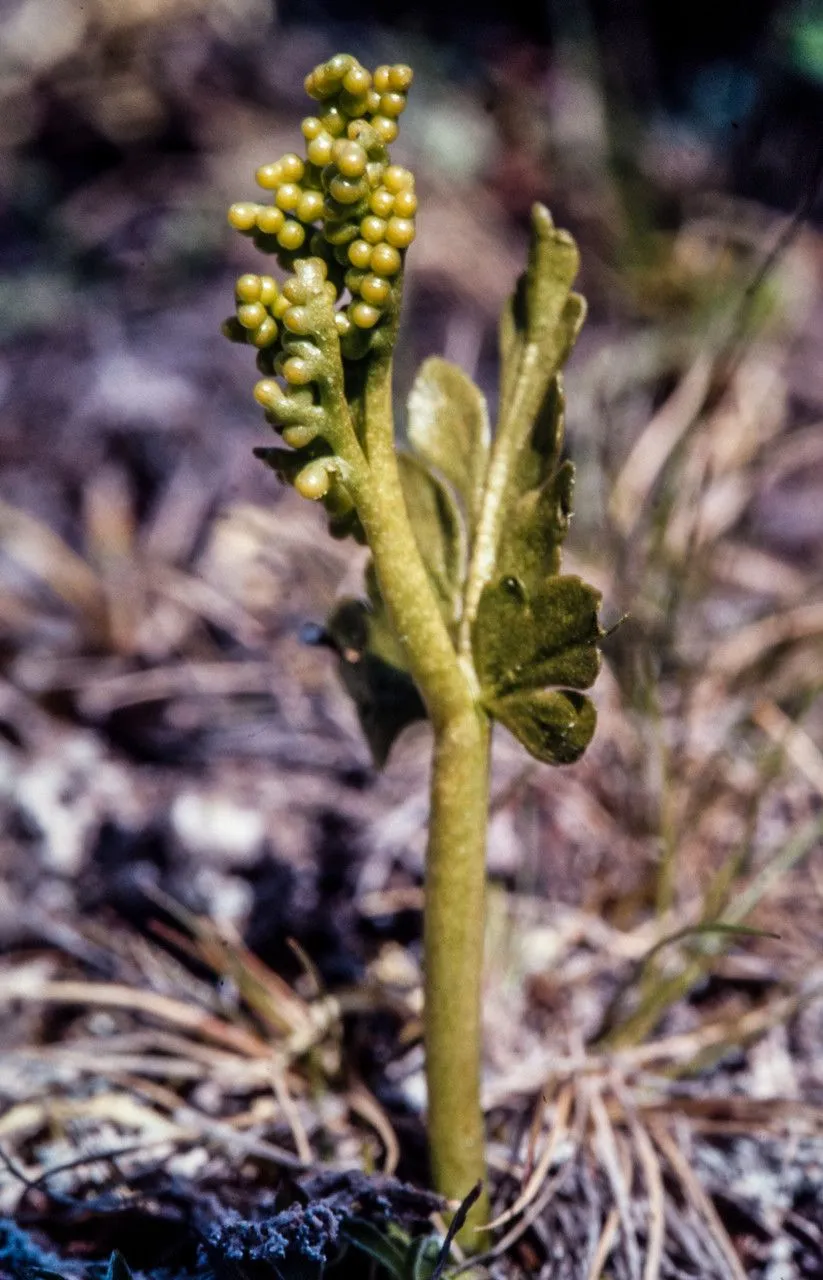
left=1, top=0, right=822, bottom=970
left=3, top=8, right=823, bottom=1267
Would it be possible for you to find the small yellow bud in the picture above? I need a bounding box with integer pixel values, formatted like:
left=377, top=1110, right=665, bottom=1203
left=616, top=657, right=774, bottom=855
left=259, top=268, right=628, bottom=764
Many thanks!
left=307, top=134, right=334, bottom=166
left=254, top=378, right=283, bottom=407
left=370, top=243, right=402, bottom=276
left=388, top=64, right=413, bottom=91
left=339, top=91, right=370, bottom=119
left=282, top=424, right=318, bottom=449
left=282, top=357, right=313, bottom=386
left=259, top=276, right=278, bottom=307
left=359, top=274, right=390, bottom=306
left=344, top=267, right=366, bottom=293
left=283, top=306, right=311, bottom=335
left=371, top=117, right=398, bottom=144
left=235, top=273, right=261, bottom=303
left=275, top=183, right=302, bottom=212
left=237, top=301, right=266, bottom=329
left=385, top=216, right=415, bottom=249
left=296, top=190, right=324, bottom=222
left=255, top=206, right=285, bottom=235
left=329, top=176, right=367, bottom=205
left=327, top=53, right=354, bottom=78
left=255, top=163, right=282, bottom=190
left=320, top=106, right=347, bottom=137
left=350, top=301, right=381, bottom=329
left=251, top=317, right=279, bottom=348
left=325, top=218, right=358, bottom=246
left=373, top=65, right=391, bottom=93
left=393, top=188, right=417, bottom=218
left=360, top=215, right=387, bottom=244
left=295, top=460, right=332, bottom=500
left=279, top=153, right=305, bottom=182
left=384, top=165, right=413, bottom=193
left=332, top=139, right=367, bottom=178
left=379, top=92, right=407, bottom=119
left=342, top=65, right=371, bottom=96
left=348, top=239, right=373, bottom=269
left=301, top=116, right=324, bottom=140
left=277, top=220, right=306, bottom=251
left=369, top=188, right=395, bottom=218
left=228, top=202, right=259, bottom=231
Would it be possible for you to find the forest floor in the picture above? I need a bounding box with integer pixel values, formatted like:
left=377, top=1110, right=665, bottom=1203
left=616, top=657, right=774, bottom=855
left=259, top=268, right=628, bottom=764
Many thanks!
left=2, top=9, right=823, bottom=1278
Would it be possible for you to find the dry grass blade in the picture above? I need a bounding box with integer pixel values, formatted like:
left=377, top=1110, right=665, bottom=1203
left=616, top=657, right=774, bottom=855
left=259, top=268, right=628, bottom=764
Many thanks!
left=456, top=1088, right=590, bottom=1271
left=649, top=1120, right=747, bottom=1280
left=483, top=1083, right=574, bottom=1231
left=270, top=1065, right=313, bottom=1166
left=170, top=1105, right=308, bottom=1170
left=75, top=660, right=280, bottom=715
left=615, top=989, right=807, bottom=1074
left=585, top=1207, right=621, bottom=1280
left=608, top=351, right=714, bottom=534
left=590, top=1085, right=641, bottom=1280
left=626, top=1111, right=665, bottom=1280
left=710, top=542, right=809, bottom=599
left=347, top=1083, right=400, bottom=1176
left=752, top=698, right=823, bottom=796
left=709, top=602, right=823, bottom=680
left=0, top=979, right=273, bottom=1058
left=153, top=564, right=265, bottom=647
left=144, top=885, right=327, bottom=1046
left=721, top=814, right=823, bottom=929
left=0, top=1091, right=180, bottom=1142
left=5, top=1049, right=212, bottom=1082
left=0, top=497, right=106, bottom=629
left=638, top=1094, right=823, bottom=1136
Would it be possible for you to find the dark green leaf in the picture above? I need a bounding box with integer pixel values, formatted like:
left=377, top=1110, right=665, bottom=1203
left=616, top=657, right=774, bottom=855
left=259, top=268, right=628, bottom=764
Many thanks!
left=397, top=452, right=465, bottom=624
left=342, top=1219, right=409, bottom=1279
left=105, top=1254, right=136, bottom=1280
left=524, top=206, right=583, bottom=344
left=473, top=575, right=602, bottom=699
left=496, top=459, right=576, bottom=596
left=490, top=209, right=588, bottom=660
left=645, top=920, right=782, bottom=963
left=409, top=1234, right=444, bottom=1280
left=406, top=357, right=491, bottom=531
left=326, top=598, right=426, bottom=768
left=429, top=1181, right=484, bottom=1280
left=498, top=206, right=585, bottom=424
left=485, top=688, right=596, bottom=765
left=507, top=375, right=566, bottom=500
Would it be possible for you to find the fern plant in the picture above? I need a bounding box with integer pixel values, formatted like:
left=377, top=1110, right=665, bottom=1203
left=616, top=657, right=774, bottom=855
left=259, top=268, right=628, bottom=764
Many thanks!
left=224, top=53, right=603, bottom=1243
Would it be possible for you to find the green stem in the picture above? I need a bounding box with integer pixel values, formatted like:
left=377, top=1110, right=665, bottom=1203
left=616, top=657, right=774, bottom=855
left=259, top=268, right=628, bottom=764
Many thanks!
left=425, top=707, right=491, bottom=1239
left=352, top=353, right=491, bottom=1240
left=354, top=357, right=468, bottom=726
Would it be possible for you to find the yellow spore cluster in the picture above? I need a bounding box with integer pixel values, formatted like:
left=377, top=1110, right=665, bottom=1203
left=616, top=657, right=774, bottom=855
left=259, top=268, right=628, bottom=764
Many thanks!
left=224, top=53, right=416, bottom=369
